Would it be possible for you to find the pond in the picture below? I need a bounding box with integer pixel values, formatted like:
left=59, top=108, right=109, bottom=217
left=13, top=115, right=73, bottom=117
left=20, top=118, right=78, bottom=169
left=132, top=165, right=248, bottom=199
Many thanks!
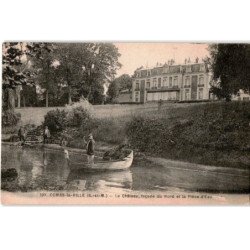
left=1, top=145, right=249, bottom=193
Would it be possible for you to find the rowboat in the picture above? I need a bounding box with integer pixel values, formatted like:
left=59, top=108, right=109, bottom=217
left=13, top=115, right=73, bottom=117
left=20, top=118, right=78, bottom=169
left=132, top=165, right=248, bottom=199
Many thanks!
left=66, top=150, right=133, bottom=171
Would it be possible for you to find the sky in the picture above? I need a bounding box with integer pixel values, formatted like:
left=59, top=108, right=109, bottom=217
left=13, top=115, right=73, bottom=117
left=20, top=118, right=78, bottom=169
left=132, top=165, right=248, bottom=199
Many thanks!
left=114, top=43, right=209, bottom=76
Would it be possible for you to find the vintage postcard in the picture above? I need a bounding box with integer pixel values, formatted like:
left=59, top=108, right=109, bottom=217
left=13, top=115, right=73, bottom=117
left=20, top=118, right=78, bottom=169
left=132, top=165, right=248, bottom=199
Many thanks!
left=1, top=42, right=250, bottom=205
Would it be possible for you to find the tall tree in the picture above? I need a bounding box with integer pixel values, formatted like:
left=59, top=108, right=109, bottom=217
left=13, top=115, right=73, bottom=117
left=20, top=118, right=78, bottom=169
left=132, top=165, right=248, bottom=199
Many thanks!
left=2, top=42, right=53, bottom=110
left=56, top=43, right=121, bottom=104
left=113, top=74, right=132, bottom=91
left=31, top=47, right=58, bottom=107
left=209, top=43, right=250, bottom=101
left=106, top=74, right=132, bottom=103
left=107, top=81, right=119, bottom=102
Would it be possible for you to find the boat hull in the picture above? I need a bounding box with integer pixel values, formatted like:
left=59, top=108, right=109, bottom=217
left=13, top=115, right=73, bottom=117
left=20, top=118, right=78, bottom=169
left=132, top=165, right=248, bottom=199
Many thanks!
left=68, top=151, right=133, bottom=171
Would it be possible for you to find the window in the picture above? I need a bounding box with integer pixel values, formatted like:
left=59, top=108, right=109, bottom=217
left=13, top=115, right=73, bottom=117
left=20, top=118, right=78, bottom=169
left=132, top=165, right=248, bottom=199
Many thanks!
left=200, top=64, right=205, bottom=71
left=147, top=70, right=151, bottom=76
left=185, top=89, right=190, bottom=100
left=141, top=80, right=145, bottom=89
left=135, top=81, right=140, bottom=90
left=199, top=76, right=204, bottom=85
left=198, top=88, right=203, bottom=99
left=135, top=91, right=139, bottom=102
left=169, top=77, right=173, bottom=87
left=174, top=76, right=178, bottom=87
left=163, top=77, right=167, bottom=86
left=185, top=76, right=190, bottom=86
left=168, top=92, right=172, bottom=100
left=146, top=81, right=150, bottom=89
left=153, top=78, right=157, bottom=88
left=158, top=78, right=162, bottom=88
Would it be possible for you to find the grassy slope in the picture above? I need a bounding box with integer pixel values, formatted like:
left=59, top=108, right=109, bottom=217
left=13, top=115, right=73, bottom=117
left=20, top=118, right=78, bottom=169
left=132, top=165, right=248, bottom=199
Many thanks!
left=126, top=101, right=250, bottom=168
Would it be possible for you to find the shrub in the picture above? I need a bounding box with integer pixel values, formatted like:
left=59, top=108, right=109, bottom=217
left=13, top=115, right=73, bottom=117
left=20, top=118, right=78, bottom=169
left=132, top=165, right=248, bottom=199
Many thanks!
left=65, top=98, right=93, bottom=114
left=66, top=106, right=91, bottom=127
left=44, top=109, right=67, bottom=133
left=2, top=111, right=21, bottom=127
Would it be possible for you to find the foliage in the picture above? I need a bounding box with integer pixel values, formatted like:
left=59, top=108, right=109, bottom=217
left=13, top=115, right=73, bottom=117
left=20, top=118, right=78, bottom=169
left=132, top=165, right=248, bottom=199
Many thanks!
left=44, top=99, right=93, bottom=134
left=65, top=98, right=93, bottom=113
left=107, top=74, right=132, bottom=102
left=126, top=102, right=250, bottom=168
left=209, top=44, right=250, bottom=101
left=114, top=74, right=133, bottom=91
left=2, top=42, right=54, bottom=112
left=66, top=106, right=91, bottom=127
left=30, top=45, right=58, bottom=106
left=2, top=110, right=21, bottom=127
left=55, top=43, right=121, bottom=104
left=2, top=42, right=53, bottom=89
left=44, top=109, right=67, bottom=133
left=21, top=85, right=38, bottom=107
left=107, top=81, right=119, bottom=102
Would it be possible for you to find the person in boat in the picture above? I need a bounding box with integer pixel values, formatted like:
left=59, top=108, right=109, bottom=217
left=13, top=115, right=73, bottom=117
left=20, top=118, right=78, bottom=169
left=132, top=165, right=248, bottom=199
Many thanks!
left=43, top=126, right=51, bottom=144
left=18, top=126, right=26, bottom=145
left=86, top=133, right=95, bottom=165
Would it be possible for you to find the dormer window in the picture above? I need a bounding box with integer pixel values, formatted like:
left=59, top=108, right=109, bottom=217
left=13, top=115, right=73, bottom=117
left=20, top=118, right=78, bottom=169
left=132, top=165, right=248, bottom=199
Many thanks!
left=186, top=66, right=191, bottom=73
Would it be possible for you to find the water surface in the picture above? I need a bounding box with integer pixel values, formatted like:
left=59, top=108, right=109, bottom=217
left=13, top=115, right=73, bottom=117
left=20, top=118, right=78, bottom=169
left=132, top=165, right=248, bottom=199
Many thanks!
left=1, top=145, right=249, bottom=193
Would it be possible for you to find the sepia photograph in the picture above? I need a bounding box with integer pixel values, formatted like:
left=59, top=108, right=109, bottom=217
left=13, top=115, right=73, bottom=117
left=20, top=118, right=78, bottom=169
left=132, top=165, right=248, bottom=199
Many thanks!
left=1, top=42, right=250, bottom=205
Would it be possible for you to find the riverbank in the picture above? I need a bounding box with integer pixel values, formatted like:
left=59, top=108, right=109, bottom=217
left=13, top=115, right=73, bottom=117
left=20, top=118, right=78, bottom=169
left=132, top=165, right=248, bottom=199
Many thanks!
left=3, top=101, right=250, bottom=169
left=2, top=141, right=249, bottom=175
left=126, top=101, right=250, bottom=169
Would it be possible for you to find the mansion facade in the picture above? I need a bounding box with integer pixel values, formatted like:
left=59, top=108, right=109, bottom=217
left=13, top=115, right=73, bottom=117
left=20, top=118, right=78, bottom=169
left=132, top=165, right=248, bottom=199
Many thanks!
left=131, top=62, right=212, bottom=103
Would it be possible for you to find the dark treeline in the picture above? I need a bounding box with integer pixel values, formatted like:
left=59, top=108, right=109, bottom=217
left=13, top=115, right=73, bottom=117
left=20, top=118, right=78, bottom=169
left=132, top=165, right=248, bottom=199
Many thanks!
left=3, top=42, right=122, bottom=109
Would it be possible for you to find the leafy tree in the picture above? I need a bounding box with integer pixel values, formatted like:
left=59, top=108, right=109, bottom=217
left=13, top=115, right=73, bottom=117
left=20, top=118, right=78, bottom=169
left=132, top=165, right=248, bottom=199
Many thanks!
left=54, top=44, right=82, bottom=104
left=209, top=44, right=250, bottom=101
left=21, top=85, right=38, bottom=107
left=107, top=81, right=119, bottom=102
left=56, top=43, right=121, bottom=104
left=113, top=74, right=132, bottom=91
left=2, top=42, right=53, bottom=110
left=106, top=74, right=132, bottom=103
left=31, top=47, right=58, bottom=107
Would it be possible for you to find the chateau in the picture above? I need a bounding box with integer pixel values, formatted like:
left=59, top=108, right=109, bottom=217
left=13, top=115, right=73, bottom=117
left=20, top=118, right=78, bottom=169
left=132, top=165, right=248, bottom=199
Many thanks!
left=131, top=61, right=212, bottom=103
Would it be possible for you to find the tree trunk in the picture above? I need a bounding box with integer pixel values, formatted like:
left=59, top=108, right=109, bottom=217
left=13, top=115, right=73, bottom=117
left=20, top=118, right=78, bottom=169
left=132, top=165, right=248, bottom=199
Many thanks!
left=86, top=85, right=92, bottom=101
left=16, top=87, right=21, bottom=108
left=23, top=95, right=26, bottom=108
left=46, top=90, right=49, bottom=107
left=68, top=87, right=72, bottom=105
left=4, top=88, right=16, bottom=111
left=8, top=89, right=15, bottom=111
left=17, top=92, right=21, bottom=108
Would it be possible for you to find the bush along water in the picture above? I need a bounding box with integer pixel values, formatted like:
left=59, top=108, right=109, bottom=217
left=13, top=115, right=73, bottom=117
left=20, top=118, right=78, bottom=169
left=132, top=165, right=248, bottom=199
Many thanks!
left=126, top=101, right=250, bottom=168
left=43, top=98, right=127, bottom=147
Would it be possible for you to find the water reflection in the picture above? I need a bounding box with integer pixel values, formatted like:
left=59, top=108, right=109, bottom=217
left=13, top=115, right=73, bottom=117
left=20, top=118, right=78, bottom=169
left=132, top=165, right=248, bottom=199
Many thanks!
left=66, top=169, right=132, bottom=191
left=1, top=145, right=133, bottom=192
left=1, top=145, right=249, bottom=193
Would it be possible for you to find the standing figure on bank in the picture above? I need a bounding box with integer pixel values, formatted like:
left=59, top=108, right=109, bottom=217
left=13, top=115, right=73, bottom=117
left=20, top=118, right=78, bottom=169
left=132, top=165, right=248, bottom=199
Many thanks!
left=43, top=126, right=51, bottom=144
left=86, top=133, right=95, bottom=165
left=18, top=126, right=26, bottom=145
